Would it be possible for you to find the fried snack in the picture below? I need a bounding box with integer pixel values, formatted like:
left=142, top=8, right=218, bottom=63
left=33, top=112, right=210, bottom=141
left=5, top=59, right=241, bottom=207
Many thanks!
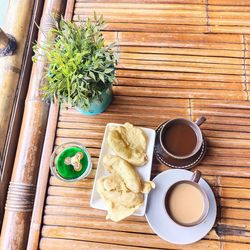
left=142, top=181, right=156, bottom=193
left=97, top=174, right=144, bottom=222
left=103, top=155, right=142, bottom=193
left=108, top=122, right=147, bottom=166
left=97, top=155, right=155, bottom=222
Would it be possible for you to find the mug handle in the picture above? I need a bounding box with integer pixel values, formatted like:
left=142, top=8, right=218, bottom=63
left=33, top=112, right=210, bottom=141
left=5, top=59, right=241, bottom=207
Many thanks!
left=195, top=116, right=206, bottom=126
left=191, top=170, right=201, bottom=183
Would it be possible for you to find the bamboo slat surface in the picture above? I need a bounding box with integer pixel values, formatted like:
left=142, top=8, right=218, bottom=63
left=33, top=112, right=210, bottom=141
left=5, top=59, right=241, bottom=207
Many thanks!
left=36, top=0, right=250, bottom=249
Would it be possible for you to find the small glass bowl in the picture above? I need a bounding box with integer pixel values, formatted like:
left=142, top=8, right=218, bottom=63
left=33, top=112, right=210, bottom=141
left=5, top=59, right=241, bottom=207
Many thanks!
left=50, top=142, right=92, bottom=182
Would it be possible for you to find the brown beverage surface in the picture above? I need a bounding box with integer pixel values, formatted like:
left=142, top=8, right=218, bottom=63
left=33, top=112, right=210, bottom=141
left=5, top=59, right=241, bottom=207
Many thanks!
left=166, top=183, right=204, bottom=224
left=163, top=123, right=197, bottom=156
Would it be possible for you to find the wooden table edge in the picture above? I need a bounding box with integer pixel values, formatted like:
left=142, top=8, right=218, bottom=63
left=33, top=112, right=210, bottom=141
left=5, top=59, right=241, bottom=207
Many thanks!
left=27, top=2, right=76, bottom=249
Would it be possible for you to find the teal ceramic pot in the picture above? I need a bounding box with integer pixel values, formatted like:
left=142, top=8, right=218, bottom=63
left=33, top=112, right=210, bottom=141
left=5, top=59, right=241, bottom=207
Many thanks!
left=76, top=86, right=112, bottom=115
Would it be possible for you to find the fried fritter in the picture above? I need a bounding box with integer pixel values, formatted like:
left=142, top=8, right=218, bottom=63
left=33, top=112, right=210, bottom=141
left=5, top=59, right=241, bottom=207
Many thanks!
left=97, top=155, right=155, bottom=222
left=103, top=155, right=142, bottom=193
left=108, top=123, right=147, bottom=166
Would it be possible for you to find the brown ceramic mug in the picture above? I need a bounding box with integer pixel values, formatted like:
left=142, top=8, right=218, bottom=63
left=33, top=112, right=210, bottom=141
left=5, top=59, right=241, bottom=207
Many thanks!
left=159, top=117, right=206, bottom=159
left=164, top=170, right=209, bottom=227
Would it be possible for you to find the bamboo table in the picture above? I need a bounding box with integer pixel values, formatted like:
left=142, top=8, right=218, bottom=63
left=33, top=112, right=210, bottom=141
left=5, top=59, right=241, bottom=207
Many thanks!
left=28, top=0, right=250, bottom=249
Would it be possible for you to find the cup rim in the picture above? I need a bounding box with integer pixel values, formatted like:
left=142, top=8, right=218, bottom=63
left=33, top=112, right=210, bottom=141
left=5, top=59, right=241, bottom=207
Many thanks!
left=159, top=118, right=203, bottom=159
left=50, top=141, right=92, bottom=182
left=163, top=180, right=210, bottom=227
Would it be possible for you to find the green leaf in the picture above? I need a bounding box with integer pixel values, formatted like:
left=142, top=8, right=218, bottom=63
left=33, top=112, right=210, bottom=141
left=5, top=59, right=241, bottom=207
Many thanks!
left=104, top=68, right=113, bottom=74
left=89, top=71, right=96, bottom=81
left=99, top=73, right=105, bottom=83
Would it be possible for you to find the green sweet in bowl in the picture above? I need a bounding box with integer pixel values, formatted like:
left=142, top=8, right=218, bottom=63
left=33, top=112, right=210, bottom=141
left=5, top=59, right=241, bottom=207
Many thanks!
left=50, top=142, right=92, bottom=182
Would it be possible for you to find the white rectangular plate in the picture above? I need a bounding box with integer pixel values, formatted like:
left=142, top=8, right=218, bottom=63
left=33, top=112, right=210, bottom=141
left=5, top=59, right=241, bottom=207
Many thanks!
left=90, top=123, right=156, bottom=216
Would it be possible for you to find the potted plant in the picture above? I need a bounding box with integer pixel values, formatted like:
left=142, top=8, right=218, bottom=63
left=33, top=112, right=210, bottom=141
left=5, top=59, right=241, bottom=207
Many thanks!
left=33, top=14, right=117, bottom=115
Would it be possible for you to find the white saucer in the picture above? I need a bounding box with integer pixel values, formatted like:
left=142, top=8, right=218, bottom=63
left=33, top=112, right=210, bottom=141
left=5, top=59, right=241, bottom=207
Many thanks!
left=145, top=169, right=217, bottom=245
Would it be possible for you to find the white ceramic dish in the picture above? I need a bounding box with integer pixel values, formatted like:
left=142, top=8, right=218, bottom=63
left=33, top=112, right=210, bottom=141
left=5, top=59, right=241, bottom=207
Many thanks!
left=146, top=169, right=217, bottom=245
left=90, top=123, right=156, bottom=216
